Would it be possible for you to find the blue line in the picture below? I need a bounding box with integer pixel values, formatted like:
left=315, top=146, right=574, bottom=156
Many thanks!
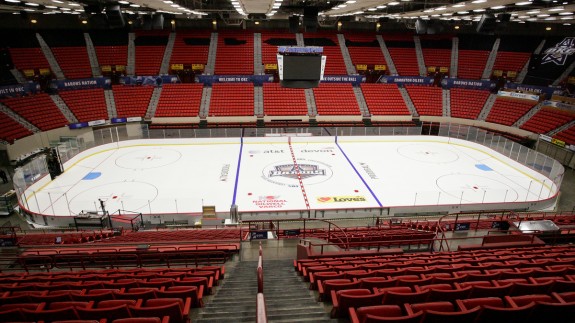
left=335, top=140, right=383, bottom=208
left=231, top=137, right=244, bottom=206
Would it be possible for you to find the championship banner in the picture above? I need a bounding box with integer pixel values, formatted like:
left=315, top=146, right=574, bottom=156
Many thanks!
left=356, top=64, right=367, bottom=71
left=198, top=75, right=273, bottom=86
left=264, top=64, right=278, bottom=70
left=321, top=75, right=365, bottom=86
left=523, top=37, right=575, bottom=86
left=171, top=64, right=184, bottom=71
left=374, top=65, right=386, bottom=71
left=50, top=77, right=112, bottom=91
left=377, top=75, right=434, bottom=85
left=0, top=83, right=39, bottom=98
left=121, top=75, right=181, bottom=86
left=497, top=90, right=540, bottom=101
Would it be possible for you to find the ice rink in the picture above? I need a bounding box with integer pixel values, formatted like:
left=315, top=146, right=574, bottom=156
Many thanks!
left=21, top=135, right=557, bottom=218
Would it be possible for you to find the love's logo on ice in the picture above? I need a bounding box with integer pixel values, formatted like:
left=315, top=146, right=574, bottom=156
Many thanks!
left=316, top=196, right=367, bottom=203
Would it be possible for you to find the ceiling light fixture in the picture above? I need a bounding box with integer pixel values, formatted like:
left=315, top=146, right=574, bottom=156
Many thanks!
left=452, top=3, right=466, bottom=7
left=548, top=7, right=564, bottom=11
left=25, top=2, right=39, bottom=6
left=491, top=5, right=505, bottom=9
left=515, top=1, right=531, bottom=5
left=388, top=2, right=400, bottom=5
left=5, top=0, right=21, bottom=3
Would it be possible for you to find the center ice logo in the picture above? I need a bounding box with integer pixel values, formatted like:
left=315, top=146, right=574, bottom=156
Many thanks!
left=262, top=159, right=333, bottom=186
left=268, top=164, right=326, bottom=180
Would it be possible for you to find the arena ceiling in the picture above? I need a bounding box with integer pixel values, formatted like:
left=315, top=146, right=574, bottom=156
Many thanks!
left=0, top=0, right=573, bottom=28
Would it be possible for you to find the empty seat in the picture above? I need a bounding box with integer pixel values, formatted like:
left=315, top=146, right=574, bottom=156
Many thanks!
left=349, top=304, right=424, bottom=323
left=330, top=289, right=385, bottom=318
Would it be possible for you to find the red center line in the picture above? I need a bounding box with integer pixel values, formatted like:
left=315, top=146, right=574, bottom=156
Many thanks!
left=287, top=137, right=310, bottom=210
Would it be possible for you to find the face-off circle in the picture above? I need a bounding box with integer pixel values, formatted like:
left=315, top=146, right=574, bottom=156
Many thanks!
left=397, top=144, right=460, bottom=164
left=67, top=181, right=159, bottom=214
left=114, top=148, right=182, bottom=170
left=435, top=174, right=519, bottom=203
left=261, top=159, right=333, bottom=187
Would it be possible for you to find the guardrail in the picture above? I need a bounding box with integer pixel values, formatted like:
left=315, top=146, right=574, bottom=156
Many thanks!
left=256, top=242, right=267, bottom=323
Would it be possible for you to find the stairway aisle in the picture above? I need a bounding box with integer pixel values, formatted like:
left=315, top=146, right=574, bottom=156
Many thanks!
left=196, top=259, right=337, bottom=322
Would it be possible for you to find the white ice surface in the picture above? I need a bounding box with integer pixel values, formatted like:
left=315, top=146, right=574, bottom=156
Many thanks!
left=22, top=136, right=556, bottom=216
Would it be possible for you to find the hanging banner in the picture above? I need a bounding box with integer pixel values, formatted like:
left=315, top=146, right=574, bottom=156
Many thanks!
left=198, top=75, right=274, bottom=86
left=50, top=77, right=112, bottom=91
left=111, top=117, right=142, bottom=124
left=120, top=75, right=181, bottom=86
left=0, top=83, right=39, bottom=98
left=505, top=83, right=562, bottom=99
left=542, top=100, right=575, bottom=112
left=320, top=75, right=365, bottom=86
left=440, top=78, right=496, bottom=90
left=377, top=75, right=434, bottom=85
left=497, top=90, right=540, bottom=101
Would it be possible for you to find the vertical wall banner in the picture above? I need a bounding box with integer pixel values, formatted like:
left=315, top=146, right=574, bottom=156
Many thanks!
left=524, top=37, right=575, bottom=86
left=120, top=75, right=181, bottom=86
left=50, top=77, right=112, bottom=91
left=0, top=83, right=39, bottom=98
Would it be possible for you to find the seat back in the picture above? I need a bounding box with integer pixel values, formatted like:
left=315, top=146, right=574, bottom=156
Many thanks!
left=77, top=304, right=132, bottom=321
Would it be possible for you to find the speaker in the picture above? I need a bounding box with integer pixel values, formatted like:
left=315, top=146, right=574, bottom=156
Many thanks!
left=415, top=19, right=427, bottom=35
left=476, top=14, right=497, bottom=33
left=303, top=6, right=318, bottom=32
left=289, top=16, right=299, bottom=33
left=105, top=4, right=125, bottom=29
left=498, top=13, right=511, bottom=22
left=152, top=13, right=164, bottom=30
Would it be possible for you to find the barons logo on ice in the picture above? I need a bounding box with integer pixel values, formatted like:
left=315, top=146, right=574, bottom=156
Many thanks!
left=542, top=37, right=575, bottom=66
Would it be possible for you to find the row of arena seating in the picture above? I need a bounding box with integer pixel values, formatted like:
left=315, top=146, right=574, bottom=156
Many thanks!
left=14, top=230, right=114, bottom=246
left=296, top=244, right=575, bottom=322
left=1, top=84, right=573, bottom=145
left=346, top=292, right=575, bottom=322
left=7, top=32, right=537, bottom=80
left=93, top=229, right=245, bottom=243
